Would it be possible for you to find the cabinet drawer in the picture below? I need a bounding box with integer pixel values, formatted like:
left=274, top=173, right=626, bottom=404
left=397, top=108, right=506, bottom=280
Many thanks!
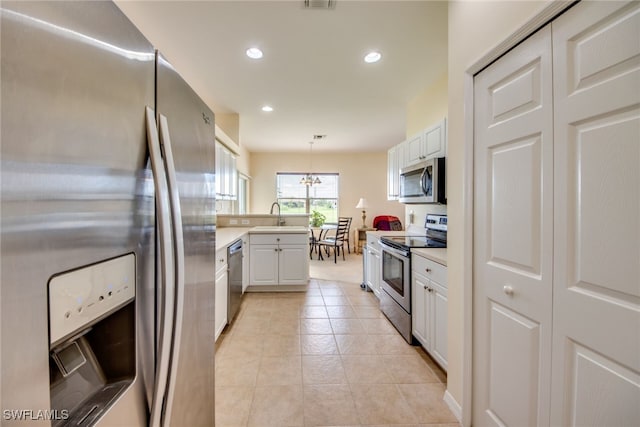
left=412, top=254, right=446, bottom=286
left=216, top=248, right=227, bottom=275
left=366, top=234, right=380, bottom=250
left=250, top=233, right=308, bottom=245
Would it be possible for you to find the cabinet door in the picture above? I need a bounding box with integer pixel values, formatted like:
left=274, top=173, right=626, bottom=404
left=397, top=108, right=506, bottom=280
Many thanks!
left=366, top=248, right=381, bottom=298
left=214, top=269, right=228, bottom=341
left=405, top=133, right=424, bottom=166
left=431, top=280, right=448, bottom=371
left=279, top=244, right=308, bottom=285
left=363, top=248, right=370, bottom=287
left=411, top=272, right=429, bottom=347
left=228, top=151, right=237, bottom=200
left=215, top=143, right=224, bottom=199
left=423, top=118, right=446, bottom=159
left=249, top=245, right=278, bottom=285
left=473, top=24, right=554, bottom=427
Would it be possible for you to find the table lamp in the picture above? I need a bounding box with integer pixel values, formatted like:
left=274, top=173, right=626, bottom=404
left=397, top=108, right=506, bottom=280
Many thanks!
left=355, top=198, right=369, bottom=228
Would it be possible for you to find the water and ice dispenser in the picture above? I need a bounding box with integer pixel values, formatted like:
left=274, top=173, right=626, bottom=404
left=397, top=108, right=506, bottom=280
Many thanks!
left=48, top=254, right=136, bottom=426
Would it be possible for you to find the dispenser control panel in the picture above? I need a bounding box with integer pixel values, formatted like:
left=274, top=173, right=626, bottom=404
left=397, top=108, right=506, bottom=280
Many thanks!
left=49, top=254, right=135, bottom=346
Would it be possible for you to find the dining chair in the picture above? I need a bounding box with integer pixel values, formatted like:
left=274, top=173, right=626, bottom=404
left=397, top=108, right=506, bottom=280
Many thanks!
left=317, top=217, right=351, bottom=263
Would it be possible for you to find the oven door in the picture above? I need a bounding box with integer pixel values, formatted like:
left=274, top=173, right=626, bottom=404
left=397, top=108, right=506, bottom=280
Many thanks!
left=379, top=242, right=411, bottom=313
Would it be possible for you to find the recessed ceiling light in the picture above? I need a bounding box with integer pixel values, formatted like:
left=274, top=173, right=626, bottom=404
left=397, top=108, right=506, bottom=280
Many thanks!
left=246, top=47, right=263, bottom=59
left=261, top=105, right=273, bottom=112
left=364, top=51, right=382, bottom=63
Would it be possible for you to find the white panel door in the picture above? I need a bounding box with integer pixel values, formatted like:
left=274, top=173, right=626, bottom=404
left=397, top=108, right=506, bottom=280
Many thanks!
left=473, top=25, right=554, bottom=427
left=551, top=2, right=640, bottom=425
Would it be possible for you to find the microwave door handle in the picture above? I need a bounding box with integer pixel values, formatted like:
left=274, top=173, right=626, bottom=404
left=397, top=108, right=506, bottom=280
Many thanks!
left=420, top=168, right=428, bottom=196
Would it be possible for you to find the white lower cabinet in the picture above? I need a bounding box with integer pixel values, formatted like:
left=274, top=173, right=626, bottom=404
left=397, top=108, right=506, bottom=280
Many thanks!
left=363, top=234, right=381, bottom=298
left=214, top=247, right=228, bottom=341
left=249, top=233, right=308, bottom=286
left=411, top=253, right=447, bottom=371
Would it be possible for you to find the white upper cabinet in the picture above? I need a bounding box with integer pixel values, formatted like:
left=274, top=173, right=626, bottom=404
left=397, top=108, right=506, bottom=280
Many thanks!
left=403, top=118, right=448, bottom=168
left=405, top=132, right=425, bottom=166
left=215, top=141, right=238, bottom=201
left=423, top=118, right=447, bottom=159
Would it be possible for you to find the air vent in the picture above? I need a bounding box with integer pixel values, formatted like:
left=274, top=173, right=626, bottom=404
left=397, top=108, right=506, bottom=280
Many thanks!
left=304, top=0, right=335, bottom=10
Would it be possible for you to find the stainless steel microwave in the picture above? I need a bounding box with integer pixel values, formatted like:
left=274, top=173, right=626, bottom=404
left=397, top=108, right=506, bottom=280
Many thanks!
left=398, top=157, right=446, bottom=204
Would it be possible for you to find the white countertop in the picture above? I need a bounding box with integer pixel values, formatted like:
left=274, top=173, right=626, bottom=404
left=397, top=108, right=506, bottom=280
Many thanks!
left=366, top=230, right=447, bottom=266
left=216, top=226, right=310, bottom=250
left=249, top=226, right=309, bottom=234
left=412, top=247, right=447, bottom=266
left=216, top=227, right=249, bottom=251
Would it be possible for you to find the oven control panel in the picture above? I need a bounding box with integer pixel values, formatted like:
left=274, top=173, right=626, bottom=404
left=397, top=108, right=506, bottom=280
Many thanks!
left=425, top=214, right=448, bottom=231
left=48, top=254, right=135, bottom=346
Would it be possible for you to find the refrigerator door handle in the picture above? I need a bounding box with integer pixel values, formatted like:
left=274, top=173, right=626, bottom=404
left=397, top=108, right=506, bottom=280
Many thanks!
left=146, top=106, right=176, bottom=427
left=157, top=113, right=187, bottom=426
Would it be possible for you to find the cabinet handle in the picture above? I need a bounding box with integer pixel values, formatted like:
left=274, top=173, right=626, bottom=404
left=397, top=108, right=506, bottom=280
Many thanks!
left=503, top=285, right=514, bottom=296
left=425, top=268, right=432, bottom=273
left=423, top=285, right=427, bottom=290
left=274, top=249, right=278, bottom=252
left=219, top=258, right=225, bottom=263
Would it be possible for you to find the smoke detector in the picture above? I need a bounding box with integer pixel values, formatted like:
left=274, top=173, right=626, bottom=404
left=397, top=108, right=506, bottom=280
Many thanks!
left=304, top=0, right=335, bottom=10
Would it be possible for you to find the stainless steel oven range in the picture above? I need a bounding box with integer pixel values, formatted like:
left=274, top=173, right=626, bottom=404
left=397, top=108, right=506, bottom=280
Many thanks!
left=379, top=214, right=447, bottom=343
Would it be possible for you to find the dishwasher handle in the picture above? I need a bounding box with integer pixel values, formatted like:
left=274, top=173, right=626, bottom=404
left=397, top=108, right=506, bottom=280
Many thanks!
left=228, top=239, right=243, bottom=256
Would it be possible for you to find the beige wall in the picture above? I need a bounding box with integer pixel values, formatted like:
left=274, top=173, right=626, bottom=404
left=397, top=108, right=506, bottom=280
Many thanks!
left=446, top=0, right=551, bottom=416
left=406, top=72, right=448, bottom=137
left=249, top=151, right=404, bottom=232
left=216, top=113, right=240, bottom=144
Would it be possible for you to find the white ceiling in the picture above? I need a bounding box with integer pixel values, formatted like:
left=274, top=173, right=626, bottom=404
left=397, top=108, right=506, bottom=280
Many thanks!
left=115, top=1, right=447, bottom=153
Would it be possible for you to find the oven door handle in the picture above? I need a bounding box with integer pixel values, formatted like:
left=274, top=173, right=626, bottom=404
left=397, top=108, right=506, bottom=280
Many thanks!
left=379, top=241, right=410, bottom=258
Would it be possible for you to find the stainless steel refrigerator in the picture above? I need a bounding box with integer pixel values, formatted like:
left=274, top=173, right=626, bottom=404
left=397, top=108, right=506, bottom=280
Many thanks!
left=1, top=1, right=216, bottom=425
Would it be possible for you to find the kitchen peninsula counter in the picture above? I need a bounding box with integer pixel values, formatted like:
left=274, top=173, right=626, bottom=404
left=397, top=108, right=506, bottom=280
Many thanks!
left=216, top=227, right=249, bottom=251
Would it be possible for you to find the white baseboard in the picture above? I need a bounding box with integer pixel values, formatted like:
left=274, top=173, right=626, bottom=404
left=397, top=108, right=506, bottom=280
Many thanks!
left=444, top=389, right=463, bottom=424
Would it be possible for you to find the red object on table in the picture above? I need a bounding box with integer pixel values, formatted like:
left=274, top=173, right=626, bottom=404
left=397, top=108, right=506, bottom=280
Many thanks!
left=372, top=215, right=402, bottom=231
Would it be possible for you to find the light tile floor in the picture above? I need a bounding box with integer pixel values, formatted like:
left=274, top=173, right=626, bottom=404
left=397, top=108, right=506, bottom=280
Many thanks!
left=215, top=278, right=460, bottom=427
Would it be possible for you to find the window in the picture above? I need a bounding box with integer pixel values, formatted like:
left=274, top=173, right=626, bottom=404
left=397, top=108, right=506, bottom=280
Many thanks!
left=237, top=173, right=249, bottom=214
left=276, top=173, right=339, bottom=223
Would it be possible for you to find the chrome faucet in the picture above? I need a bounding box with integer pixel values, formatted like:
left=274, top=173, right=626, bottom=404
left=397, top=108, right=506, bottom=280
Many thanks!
left=270, top=201, right=284, bottom=226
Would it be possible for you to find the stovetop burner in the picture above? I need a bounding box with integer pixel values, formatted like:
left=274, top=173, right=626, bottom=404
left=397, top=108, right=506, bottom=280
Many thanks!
left=380, top=235, right=446, bottom=250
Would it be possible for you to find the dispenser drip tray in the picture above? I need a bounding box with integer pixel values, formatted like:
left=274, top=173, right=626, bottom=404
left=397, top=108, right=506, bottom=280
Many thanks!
left=53, top=380, right=131, bottom=427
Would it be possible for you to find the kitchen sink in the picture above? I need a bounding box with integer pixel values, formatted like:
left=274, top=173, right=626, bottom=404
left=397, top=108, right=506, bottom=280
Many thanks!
left=250, top=226, right=309, bottom=233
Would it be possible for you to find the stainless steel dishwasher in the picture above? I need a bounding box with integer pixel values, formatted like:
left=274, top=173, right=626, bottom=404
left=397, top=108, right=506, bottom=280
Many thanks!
left=227, top=238, right=243, bottom=323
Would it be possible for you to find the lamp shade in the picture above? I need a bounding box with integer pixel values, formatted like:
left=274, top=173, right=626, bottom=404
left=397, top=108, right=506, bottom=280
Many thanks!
left=355, top=198, right=368, bottom=209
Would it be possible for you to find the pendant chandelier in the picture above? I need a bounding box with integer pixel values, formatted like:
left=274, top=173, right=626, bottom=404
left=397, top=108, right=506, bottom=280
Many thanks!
left=300, top=140, right=322, bottom=186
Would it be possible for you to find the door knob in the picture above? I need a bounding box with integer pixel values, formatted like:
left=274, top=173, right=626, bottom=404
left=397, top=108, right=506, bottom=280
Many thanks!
left=503, top=285, right=514, bottom=296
